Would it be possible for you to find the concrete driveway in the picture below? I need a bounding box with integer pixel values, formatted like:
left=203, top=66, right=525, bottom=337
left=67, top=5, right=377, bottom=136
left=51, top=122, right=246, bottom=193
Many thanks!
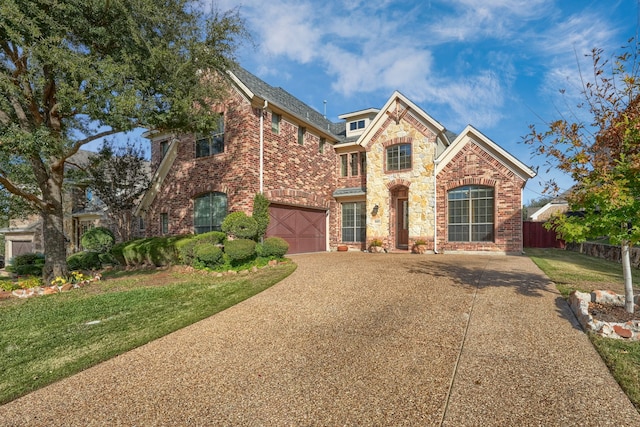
left=1, top=252, right=639, bottom=426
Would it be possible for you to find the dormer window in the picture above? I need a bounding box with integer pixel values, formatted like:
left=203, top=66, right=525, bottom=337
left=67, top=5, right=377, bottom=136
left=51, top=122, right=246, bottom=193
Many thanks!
left=349, top=120, right=365, bottom=131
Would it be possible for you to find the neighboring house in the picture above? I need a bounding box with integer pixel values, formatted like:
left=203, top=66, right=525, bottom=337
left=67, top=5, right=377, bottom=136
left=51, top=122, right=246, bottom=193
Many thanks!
left=136, top=67, right=536, bottom=254
left=527, top=195, right=569, bottom=222
left=0, top=150, right=110, bottom=261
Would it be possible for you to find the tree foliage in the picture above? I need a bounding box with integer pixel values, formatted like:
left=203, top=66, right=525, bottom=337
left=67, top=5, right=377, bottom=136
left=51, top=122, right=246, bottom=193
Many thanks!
left=82, top=140, right=151, bottom=242
left=0, top=0, right=248, bottom=281
left=525, top=38, right=640, bottom=312
left=252, top=193, right=270, bottom=241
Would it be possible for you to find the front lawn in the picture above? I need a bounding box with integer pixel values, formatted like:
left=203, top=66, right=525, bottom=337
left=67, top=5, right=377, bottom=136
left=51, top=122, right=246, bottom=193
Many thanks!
left=0, top=262, right=296, bottom=404
left=527, top=248, right=640, bottom=410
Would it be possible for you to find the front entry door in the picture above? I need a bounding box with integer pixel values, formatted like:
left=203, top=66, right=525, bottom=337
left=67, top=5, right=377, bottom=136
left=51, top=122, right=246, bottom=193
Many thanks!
left=397, top=198, right=409, bottom=249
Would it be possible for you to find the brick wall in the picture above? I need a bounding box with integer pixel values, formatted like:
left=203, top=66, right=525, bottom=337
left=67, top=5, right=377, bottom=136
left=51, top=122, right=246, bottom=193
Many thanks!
left=144, top=89, right=337, bottom=238
left=436, top=139, right=526, bottom=253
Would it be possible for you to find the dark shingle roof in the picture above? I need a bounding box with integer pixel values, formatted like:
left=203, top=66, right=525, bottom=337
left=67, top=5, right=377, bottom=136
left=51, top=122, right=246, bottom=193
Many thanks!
left=231, top=67, right=342, bottom=140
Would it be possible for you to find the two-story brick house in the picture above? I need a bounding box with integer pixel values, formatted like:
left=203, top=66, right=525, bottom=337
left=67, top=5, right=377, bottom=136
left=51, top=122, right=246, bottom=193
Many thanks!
left=136, top=67, right=535, bottom=254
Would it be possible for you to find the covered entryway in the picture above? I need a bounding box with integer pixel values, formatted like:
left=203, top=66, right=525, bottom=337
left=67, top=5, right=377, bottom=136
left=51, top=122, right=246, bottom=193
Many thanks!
left=267, top=204, right=326, bottom=254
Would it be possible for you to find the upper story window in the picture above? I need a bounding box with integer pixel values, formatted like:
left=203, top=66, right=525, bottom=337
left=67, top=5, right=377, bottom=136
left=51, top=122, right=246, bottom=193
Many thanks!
left=340, top=152, right=366, bottom=177
left=349, top=120, right=365, bottom=131
left=297, top=126, right=306, bottom=145
left=272, top=113, right=281, bottom=134
left=196, top=114, right=224, bottom=158
left=319, top=137, right=325, bottom=154
left=448, top=186, right=494, bottom=242
left=386, top=144, right=411, bottom=171
left=194, top=192, right=227, bottom=234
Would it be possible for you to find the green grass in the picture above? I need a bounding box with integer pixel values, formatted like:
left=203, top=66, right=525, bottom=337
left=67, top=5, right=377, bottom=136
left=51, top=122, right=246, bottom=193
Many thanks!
left=0, top=262, right=296, bottom=404
left=526, top=247, right=640, bottom=297
left=526, top=248, right=640, bottom=411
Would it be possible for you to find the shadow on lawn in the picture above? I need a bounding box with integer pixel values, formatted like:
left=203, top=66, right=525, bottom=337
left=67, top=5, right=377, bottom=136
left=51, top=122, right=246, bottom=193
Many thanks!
left=406, top=255, right=583, bottom=331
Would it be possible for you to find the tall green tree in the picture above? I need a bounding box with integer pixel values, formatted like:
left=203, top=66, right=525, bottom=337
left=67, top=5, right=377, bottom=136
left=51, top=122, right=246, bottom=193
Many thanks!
left=82, top=140, right=151, bottom=243
left=0, top=0, right=247, bottom=282
left=525, top=39, right=640, bottom=312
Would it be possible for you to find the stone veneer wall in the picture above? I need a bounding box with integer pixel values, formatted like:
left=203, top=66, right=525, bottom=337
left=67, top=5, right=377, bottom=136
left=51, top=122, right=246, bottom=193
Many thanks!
left=436, top=139, right=526, bottom=253
left=363, top=112, right=437, bottom=250
left=567, top=242, right=640, bottom=269
left=144, top=87, right=337, bottom=239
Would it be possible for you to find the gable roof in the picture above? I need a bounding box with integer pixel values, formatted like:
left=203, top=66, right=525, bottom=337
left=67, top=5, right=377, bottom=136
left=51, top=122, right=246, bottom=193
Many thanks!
left=229, top=67, right=342, bottom=140
left=435, top=125, right=536, bottom=181
left=355, top=91, right=448, bottom=147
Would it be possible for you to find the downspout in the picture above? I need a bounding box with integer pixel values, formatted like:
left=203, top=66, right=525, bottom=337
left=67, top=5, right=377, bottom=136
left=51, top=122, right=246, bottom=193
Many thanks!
left=434, top=158, right=440, bottom=254
left=259, top=100, right=267, bottom=193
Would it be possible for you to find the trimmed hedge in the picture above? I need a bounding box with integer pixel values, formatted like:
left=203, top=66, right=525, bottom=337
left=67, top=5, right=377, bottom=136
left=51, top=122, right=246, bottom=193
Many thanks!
left=194, top=243, right=224, bottom=268
left=252, top=193, right=270, bottom=241
left=81, top=227, right=115, bottom=253
left=110, top=236, right=187, bottom=267
left=67, top=251, right=101, bottom=271
left=258, top=237, right=289, bottom=258
left=7, top=253, right=45, bottom=276
left=224, top=239, right=257, bottom=264
left=176, top=231, right=226, bottom=265
left=221, top=212, right=258, bottom=240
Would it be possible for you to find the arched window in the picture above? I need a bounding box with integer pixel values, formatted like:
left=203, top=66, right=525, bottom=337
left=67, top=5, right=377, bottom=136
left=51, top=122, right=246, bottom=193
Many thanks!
left=386, top=144, right=412, bottom=171
left=448, top=186, right=494, bottom=242
left=194, top=192, right=227, bottom=234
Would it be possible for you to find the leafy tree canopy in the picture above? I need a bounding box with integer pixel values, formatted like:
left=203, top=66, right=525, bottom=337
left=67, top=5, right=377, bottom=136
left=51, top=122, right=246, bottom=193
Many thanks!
left=525, top=38, right=640, bottom=312
left=0, top=0, right=248, bottom=280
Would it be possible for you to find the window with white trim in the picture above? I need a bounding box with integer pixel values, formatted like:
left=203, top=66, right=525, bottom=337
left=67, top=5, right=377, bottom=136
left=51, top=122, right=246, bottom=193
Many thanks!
left=349, top=120, right=365, bottom=131
left=341, top=202, right=366, bottom=242
left=447, top=186, right=494, bottom=242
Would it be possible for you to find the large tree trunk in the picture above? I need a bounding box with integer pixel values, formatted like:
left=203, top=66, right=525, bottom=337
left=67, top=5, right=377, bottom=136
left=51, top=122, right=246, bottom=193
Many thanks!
left=42, top=206, right=68, bottom=284
left=621, top=240, right=635, bottom=313
left=40, top=168, right=68, bottom=285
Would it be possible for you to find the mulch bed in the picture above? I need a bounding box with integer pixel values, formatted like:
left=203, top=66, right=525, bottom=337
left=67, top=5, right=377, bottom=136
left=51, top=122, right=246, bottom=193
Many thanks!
left=589, top=302, right=640, bottom=323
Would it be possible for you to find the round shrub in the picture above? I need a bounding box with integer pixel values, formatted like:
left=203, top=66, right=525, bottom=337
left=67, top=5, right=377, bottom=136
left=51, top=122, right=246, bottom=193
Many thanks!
left=259, top=237, right=289, bottom=258
left=67, top=251, right=101, bottom=270
left=176, top=238, right=197, bottom=265
left=7, top=253, right=45, bottom=276
left=81, top=227, right=115, bottom=253
left=224, top=239, right=257, bottom=264
left=221, top=212, right=258, bottom=240
left=194, top=243, right=223, bottom=268
left=194, top=231, right=226, bottom=245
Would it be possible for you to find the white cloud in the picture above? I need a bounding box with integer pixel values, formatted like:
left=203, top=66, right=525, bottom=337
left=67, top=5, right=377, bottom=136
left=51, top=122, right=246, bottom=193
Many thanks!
left=429, top=0, right=555, bottom=42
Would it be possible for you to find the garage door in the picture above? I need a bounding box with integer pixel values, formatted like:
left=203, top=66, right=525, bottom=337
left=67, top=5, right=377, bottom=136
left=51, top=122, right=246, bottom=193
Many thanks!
left=267, top=204, right=326, bottom=254
left=11, top=241, right=34, bottom=257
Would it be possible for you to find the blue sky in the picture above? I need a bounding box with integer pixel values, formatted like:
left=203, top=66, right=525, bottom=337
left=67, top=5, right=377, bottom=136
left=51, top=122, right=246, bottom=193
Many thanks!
left=98, top=0, right=639, bottom=204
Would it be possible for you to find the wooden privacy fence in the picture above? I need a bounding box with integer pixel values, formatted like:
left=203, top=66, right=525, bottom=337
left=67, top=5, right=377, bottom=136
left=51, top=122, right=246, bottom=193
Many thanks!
left=523, top=221, right=565, bottom=248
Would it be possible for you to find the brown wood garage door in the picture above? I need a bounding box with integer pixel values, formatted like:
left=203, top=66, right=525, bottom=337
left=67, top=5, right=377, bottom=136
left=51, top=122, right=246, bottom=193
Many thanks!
left=267, top=204, right=326, bottom=254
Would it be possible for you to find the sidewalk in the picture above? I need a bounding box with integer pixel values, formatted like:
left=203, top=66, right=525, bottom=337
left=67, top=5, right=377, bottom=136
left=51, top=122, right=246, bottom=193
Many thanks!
left=1, top=252, right=638, bottom=426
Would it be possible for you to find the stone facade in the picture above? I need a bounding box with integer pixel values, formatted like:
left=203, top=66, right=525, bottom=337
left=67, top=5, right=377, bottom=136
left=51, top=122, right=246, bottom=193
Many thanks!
left=363, top=113, right=438, bottom=251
